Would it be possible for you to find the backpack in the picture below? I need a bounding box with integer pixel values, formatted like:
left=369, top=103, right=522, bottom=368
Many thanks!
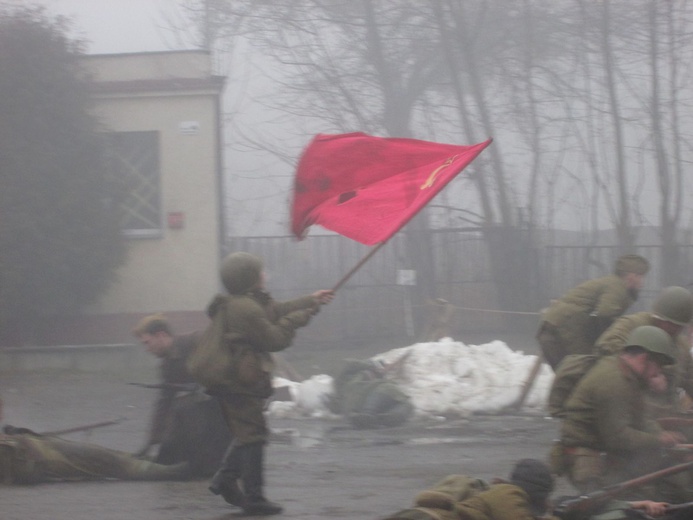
left=383, top=475, right=489, bottom=520
left=413, top=474, right=489, bottom=510
left=548, top=354, right=599, bottom=418
left=186, top=296, right=235, bottom=388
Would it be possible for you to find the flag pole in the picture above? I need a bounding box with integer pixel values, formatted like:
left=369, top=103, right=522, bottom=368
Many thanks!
left=331, top=241, right=388, bottom=292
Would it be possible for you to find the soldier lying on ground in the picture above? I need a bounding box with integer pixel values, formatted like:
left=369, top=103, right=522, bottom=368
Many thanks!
left=381, top=459, right=675, bottom=520
left=0, top=392, right=190, bottom=484
left=0, top=426, right=188, bottom=485
left=328, top=358, right=413, bottom=429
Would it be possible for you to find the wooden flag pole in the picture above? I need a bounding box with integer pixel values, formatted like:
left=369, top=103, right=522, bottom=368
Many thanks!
left=331, top=241, right=388, bottom=292
left=507, top=354, right=545, bottom=411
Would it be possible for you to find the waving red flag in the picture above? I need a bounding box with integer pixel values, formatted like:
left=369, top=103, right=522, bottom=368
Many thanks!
left=291, top=132, right=492, bottom=245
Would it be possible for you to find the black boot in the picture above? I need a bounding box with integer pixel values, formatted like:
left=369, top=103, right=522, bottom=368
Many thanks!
left=209, top=444, right=245, bottom=507
left=241, top=442, right=283, bottom=516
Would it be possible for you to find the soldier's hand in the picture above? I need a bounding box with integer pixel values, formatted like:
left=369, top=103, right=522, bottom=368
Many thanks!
left=658, top=430, right=686, bottom=447
left=647, top=373, right=668, bottom=393
left=629, top=500, right=669, bottom=517
left=312, top=290, right=335, bottom=305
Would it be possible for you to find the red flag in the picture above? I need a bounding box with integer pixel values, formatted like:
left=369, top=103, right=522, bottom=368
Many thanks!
left=291, top=132, right=492, bottom=245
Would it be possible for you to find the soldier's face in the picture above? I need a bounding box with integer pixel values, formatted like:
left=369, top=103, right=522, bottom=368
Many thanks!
left=624, top=272, right=645, bottom=290
left=642, top=356, right=665, bottom=385
left=139, top=332, right=172, bottom=358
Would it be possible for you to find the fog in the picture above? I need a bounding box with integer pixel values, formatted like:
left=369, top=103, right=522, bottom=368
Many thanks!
left=34, top=1, right=693, bottom=242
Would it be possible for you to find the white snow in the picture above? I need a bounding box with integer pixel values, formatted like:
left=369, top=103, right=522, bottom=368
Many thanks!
left=268, top=337, right=553, bottom=419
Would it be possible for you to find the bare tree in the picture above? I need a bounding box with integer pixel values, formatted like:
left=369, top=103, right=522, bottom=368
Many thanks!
left=173, top=0, right=693, bottom=321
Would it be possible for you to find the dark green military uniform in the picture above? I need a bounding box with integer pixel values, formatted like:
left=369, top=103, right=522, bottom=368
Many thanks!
left=0, top=432, right=186, bottom=484
left=209, top=289, right=318, bottom=443
left=330, top=360, right=413, bottom=429
left=595, top=312, right=693, bottom=416
left=206, top=252, right=321, bottom=515
left=149, top=331, right=200, bottom=447
left=537, top=275, right=637, bottom=369
left=384, top=460, right=555, bottom=520
left=385, top=485, right=541, bottom=520
left=556, top=355, right=689, bottom=501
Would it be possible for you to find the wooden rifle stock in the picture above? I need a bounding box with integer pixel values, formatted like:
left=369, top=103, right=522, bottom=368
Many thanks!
left=553, top=459, right=693, bottom=520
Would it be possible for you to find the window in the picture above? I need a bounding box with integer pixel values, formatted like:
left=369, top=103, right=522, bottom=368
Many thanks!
left=104, top=131, right=161, bottom=238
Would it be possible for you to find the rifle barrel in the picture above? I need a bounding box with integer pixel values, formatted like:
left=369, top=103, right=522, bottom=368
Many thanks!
left=41, top=417, right=125, bottom=436
left=555, top=459, right=693, bottom=518
left=665, top=500, right=693, bottom=512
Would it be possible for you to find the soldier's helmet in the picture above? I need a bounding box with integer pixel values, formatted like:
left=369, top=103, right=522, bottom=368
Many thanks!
left=626, top=325, right=676, bottom=366
left=509, top=459, right=554, bottom=516
left=614, top=254, right=650, bottom=276
left=652, top=286, right=693, bottom=326
left=220, top=252, right=263, bottom=295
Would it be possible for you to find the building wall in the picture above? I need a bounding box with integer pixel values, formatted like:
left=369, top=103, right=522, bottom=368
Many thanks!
left=80, top=51, right=225, bottom=323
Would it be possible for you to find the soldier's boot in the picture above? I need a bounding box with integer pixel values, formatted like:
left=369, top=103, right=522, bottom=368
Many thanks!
left=129, top=460, right=190, bottom=481
left=209, top=444, right=246, bottom=507
left=241, top=442, right=283, bottom=516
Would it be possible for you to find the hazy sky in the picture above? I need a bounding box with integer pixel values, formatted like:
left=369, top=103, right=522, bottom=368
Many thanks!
left=36, top=0, right=189, bottom=54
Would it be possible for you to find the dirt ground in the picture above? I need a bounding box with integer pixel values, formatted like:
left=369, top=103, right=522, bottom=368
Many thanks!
left=0, top=333, right=574, bottom=520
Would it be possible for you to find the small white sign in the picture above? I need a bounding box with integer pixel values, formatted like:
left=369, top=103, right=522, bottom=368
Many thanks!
left=178, top=121, right=200, bottom=135
left=397, top=269, right=417, bottom=286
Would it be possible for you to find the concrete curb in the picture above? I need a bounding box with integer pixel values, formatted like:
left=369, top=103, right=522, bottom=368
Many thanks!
left=0, top=343, right=155, bottom=375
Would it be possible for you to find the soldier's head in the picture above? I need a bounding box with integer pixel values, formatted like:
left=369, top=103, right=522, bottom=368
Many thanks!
left=651, top=286, right=693, bottom=337
left=614, top=254, right=649, bottom=290
left=623, top=325, right=676, bottom=386
left=132, top=314, right=174, bottom=358
left=220, top=252, right=264, bottom=295
left=509, top=459, right=554, bottom=516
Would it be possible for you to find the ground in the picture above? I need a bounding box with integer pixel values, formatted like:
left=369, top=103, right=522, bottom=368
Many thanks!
left=0, top=332, right=574, bottom=520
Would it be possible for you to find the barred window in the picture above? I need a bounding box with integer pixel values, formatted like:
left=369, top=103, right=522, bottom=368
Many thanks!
left=104, top=131, right=161, bottom=238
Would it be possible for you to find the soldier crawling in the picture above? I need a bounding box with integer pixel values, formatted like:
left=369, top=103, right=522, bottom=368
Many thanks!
left=328, top=358, right=414, bottom=429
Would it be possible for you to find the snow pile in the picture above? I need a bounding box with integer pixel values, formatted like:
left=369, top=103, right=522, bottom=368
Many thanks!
left=269, top=337, right=553, bottom=419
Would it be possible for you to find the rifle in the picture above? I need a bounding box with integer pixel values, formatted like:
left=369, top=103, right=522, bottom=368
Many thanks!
left=4, top=417, right=126, bottom=437
left=41, top=417, right=126, bottom=436
left=553, top=459, right=693, bottom=520
left=665, top=500, right=693, bottom=514
left=128, top=382, right=198, bottom=392
left=656, top=416, right=693, bottom=430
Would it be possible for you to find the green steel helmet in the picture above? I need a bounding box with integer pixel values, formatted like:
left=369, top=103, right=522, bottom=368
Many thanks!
left=625, top=325, right=676, bottom=366
left=652, top=286, right=693, bottom=326
left=220, top=252, right=263, bottom=294
left=614, top=254, right=650, bottom=276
